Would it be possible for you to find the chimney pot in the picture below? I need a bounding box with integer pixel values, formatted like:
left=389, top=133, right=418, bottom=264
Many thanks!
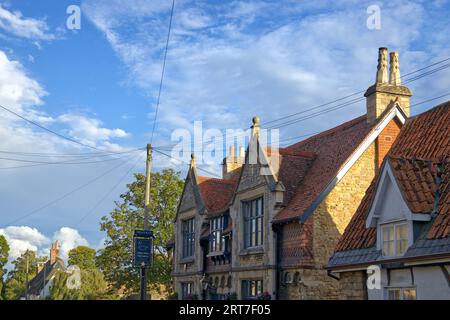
left=376, top=47, right=388, bottom=84
left=229, top=145, right=235, bottom=157
left=389, top=52, right=401, bottom=85
left=239, top=146, right=245, bottom=158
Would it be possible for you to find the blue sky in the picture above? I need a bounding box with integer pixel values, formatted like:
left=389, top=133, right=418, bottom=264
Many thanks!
left=0, top=0, right=449, bottom=261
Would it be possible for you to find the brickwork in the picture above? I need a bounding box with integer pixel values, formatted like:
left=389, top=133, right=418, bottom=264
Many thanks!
left=376, top=118, right=402, bottom=168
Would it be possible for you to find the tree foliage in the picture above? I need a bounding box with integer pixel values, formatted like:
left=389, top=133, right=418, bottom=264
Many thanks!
left=49, top=268, right=110, bottom=300
left=68, top=246, right=96, bottom=269
left=50, top=246, right=112, bottom=300
left=4, top=250, right=45, bottom=300
left=0, top=235, right=9, bottom=300
left=97, top=169, right=183, bottom=297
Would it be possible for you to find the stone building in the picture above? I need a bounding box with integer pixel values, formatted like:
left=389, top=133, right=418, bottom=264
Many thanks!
left=170, top=48, right=414, bottom=299
left=327, top=102, right=450, bottom=300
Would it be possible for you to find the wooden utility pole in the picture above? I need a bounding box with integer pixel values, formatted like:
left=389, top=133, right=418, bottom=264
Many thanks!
left=140, top=143, right=152, bottom=301
left=144, top=143, right=152, bottom=230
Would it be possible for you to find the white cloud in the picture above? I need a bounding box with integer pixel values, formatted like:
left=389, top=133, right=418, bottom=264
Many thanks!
left=57, top=114, right=130, bottom=148
left=83, top=0, right=450, bottom=163
left=0, top=226, right=90, bottom=266
left=0, top=50, right=46, bottom=112
left=0, top=4, right=54, bottom=41
left=52, top=227, right=89, bottom=261
left=0, top=226, right=49, bottom=260
left=0, top=50, right=139, bottom=242
left=0, top=50, right=132, bottom=156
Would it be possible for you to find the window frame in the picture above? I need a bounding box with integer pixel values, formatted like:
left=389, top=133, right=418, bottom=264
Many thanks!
left=241, top=279, right=263, bottom=299
left=182, top=218, right=195, bottom=258
left=243, top=197, right=264, bottom=249
left=381, top=222, right=409, bottom=257
left=181, top=282, right=194, bottom=299
left=386, top=287, right=417, bottom=300
left=210, top=216, right=225, bottom=253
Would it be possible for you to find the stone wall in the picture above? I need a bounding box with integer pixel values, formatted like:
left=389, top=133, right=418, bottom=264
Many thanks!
left=279, top=142, right=377, bottom=300
left=337, top=271, right=368, bottom=300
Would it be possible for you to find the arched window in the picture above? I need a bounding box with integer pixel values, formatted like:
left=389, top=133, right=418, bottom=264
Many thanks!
left=214, top=277, right=219, bottom=288
left=227, top=276, right=232, bottom=288
left=220, top=276, right=225, bottom=288
left=293, top=272, right=300, bottom=284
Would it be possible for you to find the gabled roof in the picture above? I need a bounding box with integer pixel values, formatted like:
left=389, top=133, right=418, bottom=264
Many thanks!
left=330, top=101, right=450, bottom=268
left=273, top=104, right=405, bottom=223
left=28, top=258, right=65, bottom=295
left=197, top=175, right=239, bottom=215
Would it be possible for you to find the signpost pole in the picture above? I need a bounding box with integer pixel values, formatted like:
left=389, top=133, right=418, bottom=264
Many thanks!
left=140, top=262, right=147, bottom=301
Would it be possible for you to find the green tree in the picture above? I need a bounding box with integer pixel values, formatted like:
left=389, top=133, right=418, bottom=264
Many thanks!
left=97, top=169, right=183, bottom=297
left=50, top=246, right=112, bottom=300
left=0, top=235, right=10, bottom=300
left=4, top=250, right=44, bottom=300
left=68, top=246, right=96, bottom=269
left=49, top=268, right=110, bottom=300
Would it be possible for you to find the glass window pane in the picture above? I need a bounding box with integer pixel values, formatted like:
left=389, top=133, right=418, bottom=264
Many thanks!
left=403, top=288, right=416, bottom=300
left=397, top=224, right=408, bottom=240
left=388, top=289, right=401, bottom=300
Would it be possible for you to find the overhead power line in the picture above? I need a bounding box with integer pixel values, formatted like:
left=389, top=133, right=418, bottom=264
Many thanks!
left=1, top=153, right=143, bottom=227
left=0, top=148, right=145, bottom=158
left=152, top=56, right=450, bottom=151
left=150, top=0, right=176, bottom=145
left=153, top=91, right=450, bottom=155
left=0, top=104, right=114, bottom=153
left=73, top=152, right=144, bottom=228
left=152, top=148, right=221, bottom=178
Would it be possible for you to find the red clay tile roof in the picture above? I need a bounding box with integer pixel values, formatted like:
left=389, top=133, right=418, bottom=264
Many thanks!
left=273, top=114, right=375, bottom=222
left=335, top=101, right=450, bottom=252
left=197, top=175, right=238, bottom=214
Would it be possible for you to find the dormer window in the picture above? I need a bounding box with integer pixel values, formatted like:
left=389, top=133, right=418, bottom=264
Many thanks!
left=381, top=222, right=409, bottom=257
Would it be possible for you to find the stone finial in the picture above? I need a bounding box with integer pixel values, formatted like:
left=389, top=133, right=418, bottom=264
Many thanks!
left=251, top=116, right=261, bottom=137
left=190, top=153, right=196, bottom=167
left=376, top=47, right=388, bottom=84
left=389, top=52, right=401, bottom=85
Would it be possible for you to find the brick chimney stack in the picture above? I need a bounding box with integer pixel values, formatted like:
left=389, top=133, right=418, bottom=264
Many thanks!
left=50, top=240, right=59, bottom=265
left=365, top=47, right=412, bottom=123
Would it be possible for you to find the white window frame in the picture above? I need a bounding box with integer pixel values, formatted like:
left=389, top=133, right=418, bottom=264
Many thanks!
left=380, top=221, right=410, bottom=257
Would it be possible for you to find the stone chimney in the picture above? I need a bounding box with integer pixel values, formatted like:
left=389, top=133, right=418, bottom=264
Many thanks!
left=365, top=47, right=412, bottom=123
left=222, top=145, right=244, bottom=180
left=49, top=240, right=59, bottom=265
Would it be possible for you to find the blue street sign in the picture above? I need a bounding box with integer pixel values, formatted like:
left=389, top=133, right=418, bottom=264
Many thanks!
left=133, top=231, right=154, bottom=267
